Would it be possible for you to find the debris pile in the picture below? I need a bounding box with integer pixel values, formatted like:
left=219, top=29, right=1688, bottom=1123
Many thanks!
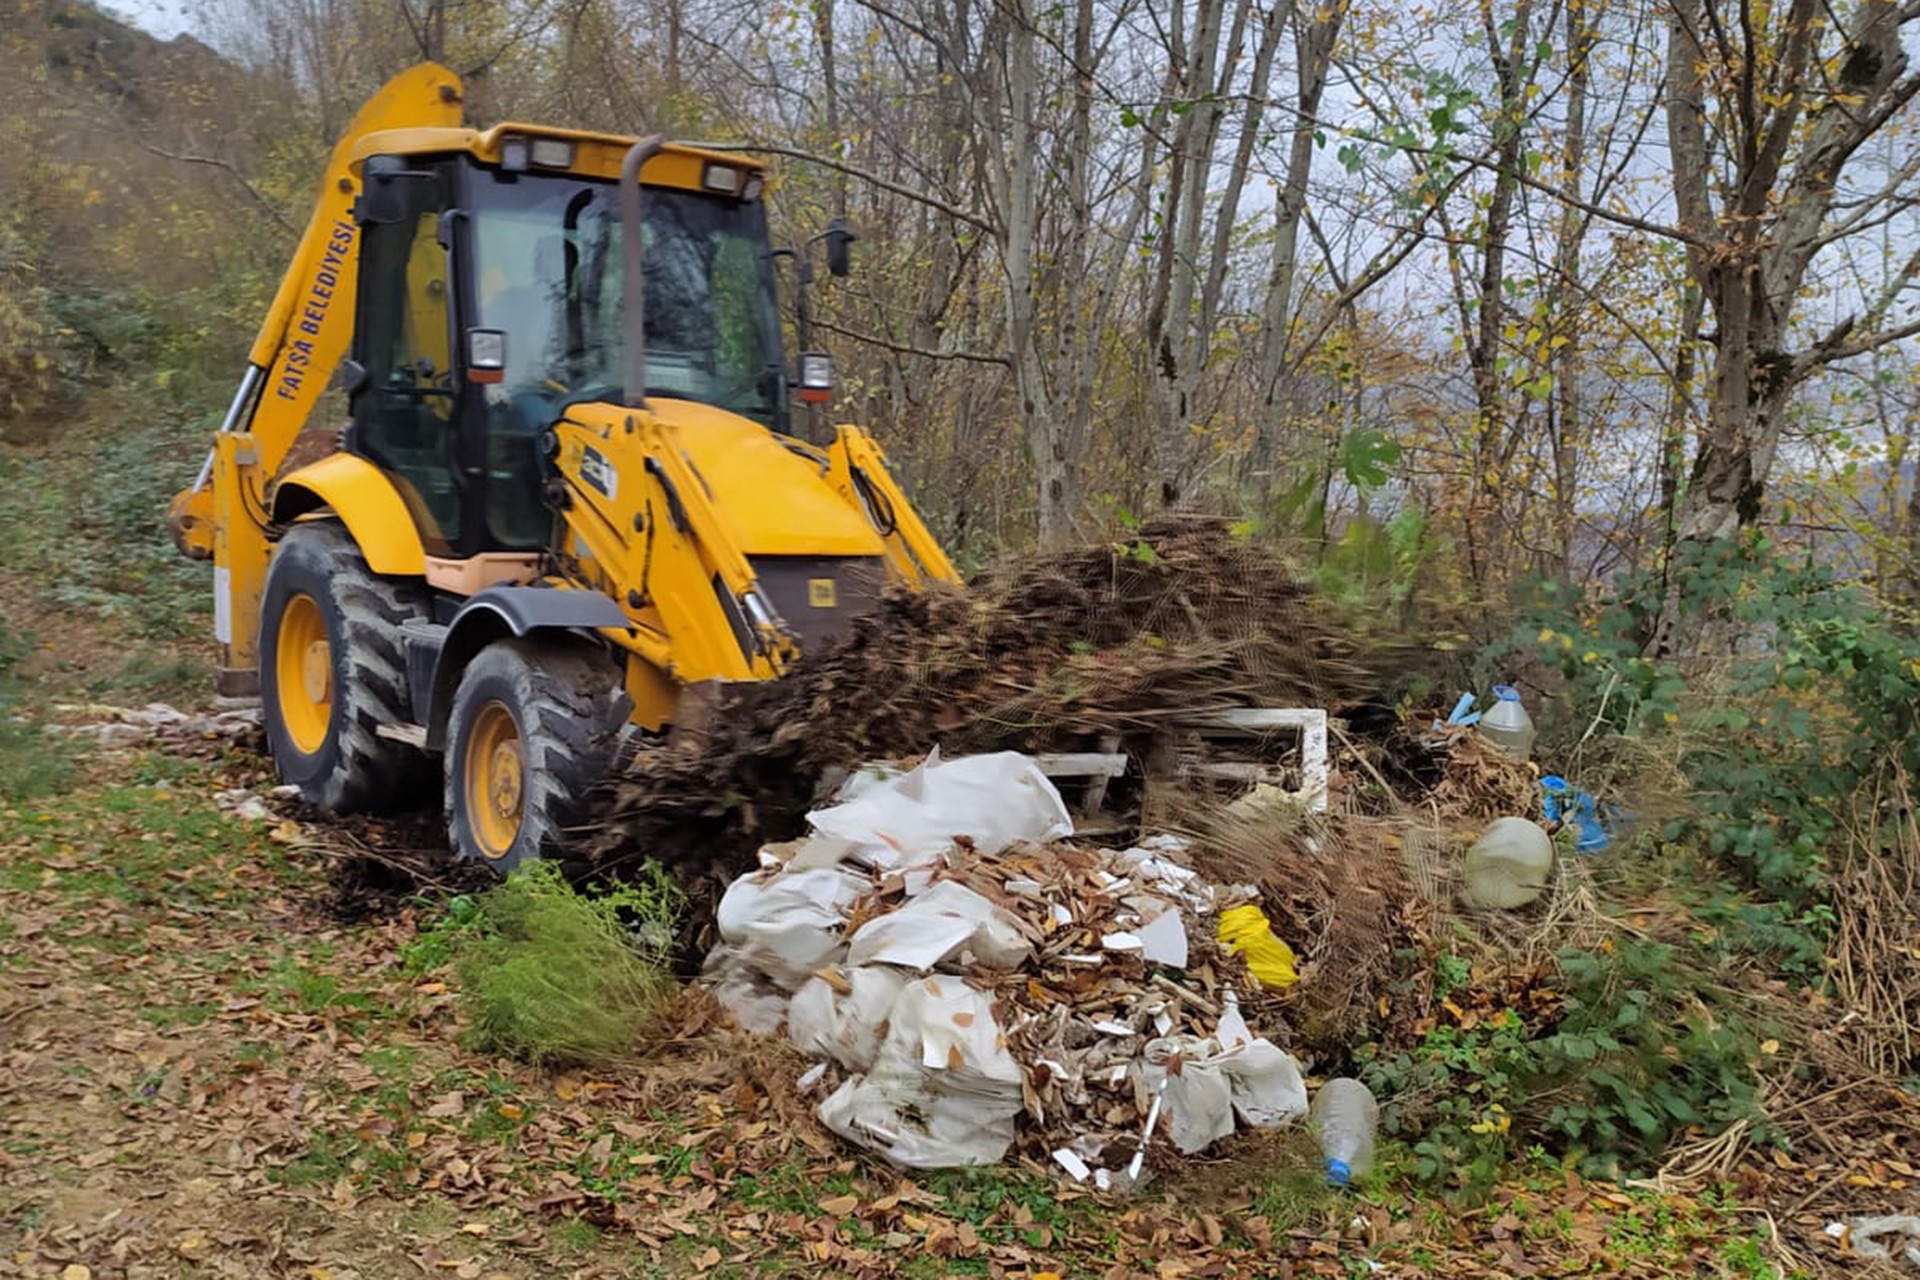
left=590, top=515, right=1413, bottom=885
left=53, top=701, right=263, bottom=756
left=703, top=750, right=1309, bottom=1179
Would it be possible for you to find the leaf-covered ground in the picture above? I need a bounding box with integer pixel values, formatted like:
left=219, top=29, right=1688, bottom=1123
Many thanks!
left=0, top=726, right=1798, bottom=1280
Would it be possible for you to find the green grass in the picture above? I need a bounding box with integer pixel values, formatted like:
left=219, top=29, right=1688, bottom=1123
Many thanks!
left=0, top=769, right=312, bottom=924
left=270, top=1131, right=358, bottom=1187
left=1252, top=1165, right=1337, bottom=1232
left=0, top=714, right=75, bottom=802
left=138, top=1001, right=217, bottom=1029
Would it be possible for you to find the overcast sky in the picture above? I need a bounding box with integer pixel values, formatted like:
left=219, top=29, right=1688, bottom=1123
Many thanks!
left=106, top=0, right=195, bottom=38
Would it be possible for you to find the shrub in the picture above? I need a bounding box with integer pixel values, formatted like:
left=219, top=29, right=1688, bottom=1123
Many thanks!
left=1359, top=937, right=1765, bottom=1195
left=448, top=861, right=683, bottom=1068
left=1497, top=536, right=1920, bottom=913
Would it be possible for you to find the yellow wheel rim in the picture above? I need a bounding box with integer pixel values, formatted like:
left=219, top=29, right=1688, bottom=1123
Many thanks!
left=465, top=701, right=525, bottom=860
left=275, top=592, right=332, bottom=756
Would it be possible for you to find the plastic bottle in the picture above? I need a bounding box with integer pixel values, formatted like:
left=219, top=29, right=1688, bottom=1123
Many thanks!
left=1463, top=816, right=1555, bottom=908
left=1309, top=1077, right=1378, bottom=1187
left=1476, top=684, right=1536, bottom=759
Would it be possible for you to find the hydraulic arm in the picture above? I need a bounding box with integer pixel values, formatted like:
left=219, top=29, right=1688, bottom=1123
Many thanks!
left=168, top=64, right=464, bottom=691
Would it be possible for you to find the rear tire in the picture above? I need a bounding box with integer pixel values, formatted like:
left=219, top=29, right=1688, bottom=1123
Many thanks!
left=259, top=521, right=432, bottom=813
left=445, top=639, right=625, bottom=873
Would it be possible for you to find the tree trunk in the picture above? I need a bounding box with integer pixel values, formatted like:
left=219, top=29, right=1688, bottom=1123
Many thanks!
left=1253, top=0, right=1346, bottom=476
left=1548, top=0, right=1591, bottom=576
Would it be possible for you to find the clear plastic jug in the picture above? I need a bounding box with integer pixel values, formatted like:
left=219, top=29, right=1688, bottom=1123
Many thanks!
left=1476, top=684, right=1535, bottom=758
left=1309, top=1077, right=1378, bottom=1186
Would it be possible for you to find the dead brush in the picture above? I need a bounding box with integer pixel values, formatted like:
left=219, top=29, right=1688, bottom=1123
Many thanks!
left=1828, top=768, right=1920, bottom=1079
left=1174, top=798, right=1435, bottom=1056
left=1649, top=769, right=1920, bottom=1274
left=587, top=515, right=1404, bottom=895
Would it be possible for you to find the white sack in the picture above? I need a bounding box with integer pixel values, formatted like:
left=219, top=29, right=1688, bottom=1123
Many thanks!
left=816, top=975, right=1024, bottom=1168
left=1142, top=1037, right=1236, bottom=1154
left=1220, top=1040, right=1309, bottom=1128
left=713, top=865, right=867, bottom=990
left=786, top=966, right=909, bottom=1073
left=806, top=748, right=1073, bottom=873
left=700, top=945, right=791, bottom=1036
left=846, top=880, right=1032, bottom=971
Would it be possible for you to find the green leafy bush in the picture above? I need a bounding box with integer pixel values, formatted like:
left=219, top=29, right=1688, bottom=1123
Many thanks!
left=1499, top=536, right=1920, bottom=912
left=1359, top=938, right=1765, bottom=1195
left=446, top=862, right=683, bottom=1068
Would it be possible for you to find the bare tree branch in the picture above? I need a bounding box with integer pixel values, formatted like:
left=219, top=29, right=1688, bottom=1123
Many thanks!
left=126, top=138, right=298, bottom=238
left=698, top=141, right=994, bottom=233
left=812, top=316, right=1009, bottom=366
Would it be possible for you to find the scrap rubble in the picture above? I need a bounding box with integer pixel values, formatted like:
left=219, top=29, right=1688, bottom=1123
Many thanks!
left=702, top=749, right=1309, bottom=1181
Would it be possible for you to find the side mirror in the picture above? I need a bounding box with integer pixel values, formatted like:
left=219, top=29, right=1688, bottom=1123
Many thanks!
left=824, top=218, right=856, bottom=278
left=353, top=162, right=436, bottom=225
left=339, top=359, right=370, bottom=395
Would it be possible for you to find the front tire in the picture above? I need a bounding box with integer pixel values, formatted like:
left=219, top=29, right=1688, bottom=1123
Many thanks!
left=445, top=639, right=625, bottom=873
left=259, top=521, right=431, bottom=812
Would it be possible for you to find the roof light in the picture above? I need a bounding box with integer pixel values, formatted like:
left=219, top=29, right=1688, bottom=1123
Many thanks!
left=500, top=136, right=530, bottom=172
left=529, top=137, right=574, bottom=168
left=702, top=162, right=741, bottom=194
left=797, top=352, right=834, bottom=405
left=466, top=328, right=507, bottom=384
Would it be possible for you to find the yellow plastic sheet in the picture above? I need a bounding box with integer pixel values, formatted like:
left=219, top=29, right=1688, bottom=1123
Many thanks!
left=1216, top=904, right=1299, bottom=989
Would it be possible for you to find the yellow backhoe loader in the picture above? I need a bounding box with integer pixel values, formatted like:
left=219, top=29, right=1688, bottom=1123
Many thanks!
left=168, top=64, right=958, bottom=869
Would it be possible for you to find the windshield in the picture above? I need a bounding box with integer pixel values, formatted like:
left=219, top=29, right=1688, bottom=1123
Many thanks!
left=469, top=169, right=785, bottom=429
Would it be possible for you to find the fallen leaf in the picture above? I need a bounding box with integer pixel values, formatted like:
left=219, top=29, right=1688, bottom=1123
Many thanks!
left=61, top=1267, right=92, bottom=1280
left=819, top=1194, right=859, bottom=1216
left=460, top=1223, right=489, bottom=1237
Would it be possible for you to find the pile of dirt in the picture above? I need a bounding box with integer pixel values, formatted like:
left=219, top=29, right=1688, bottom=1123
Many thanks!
left=587, top=516, right=1407, bottom=888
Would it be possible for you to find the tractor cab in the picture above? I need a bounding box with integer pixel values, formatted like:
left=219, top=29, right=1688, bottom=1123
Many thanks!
left=342, top=127, right=786, bottom=559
